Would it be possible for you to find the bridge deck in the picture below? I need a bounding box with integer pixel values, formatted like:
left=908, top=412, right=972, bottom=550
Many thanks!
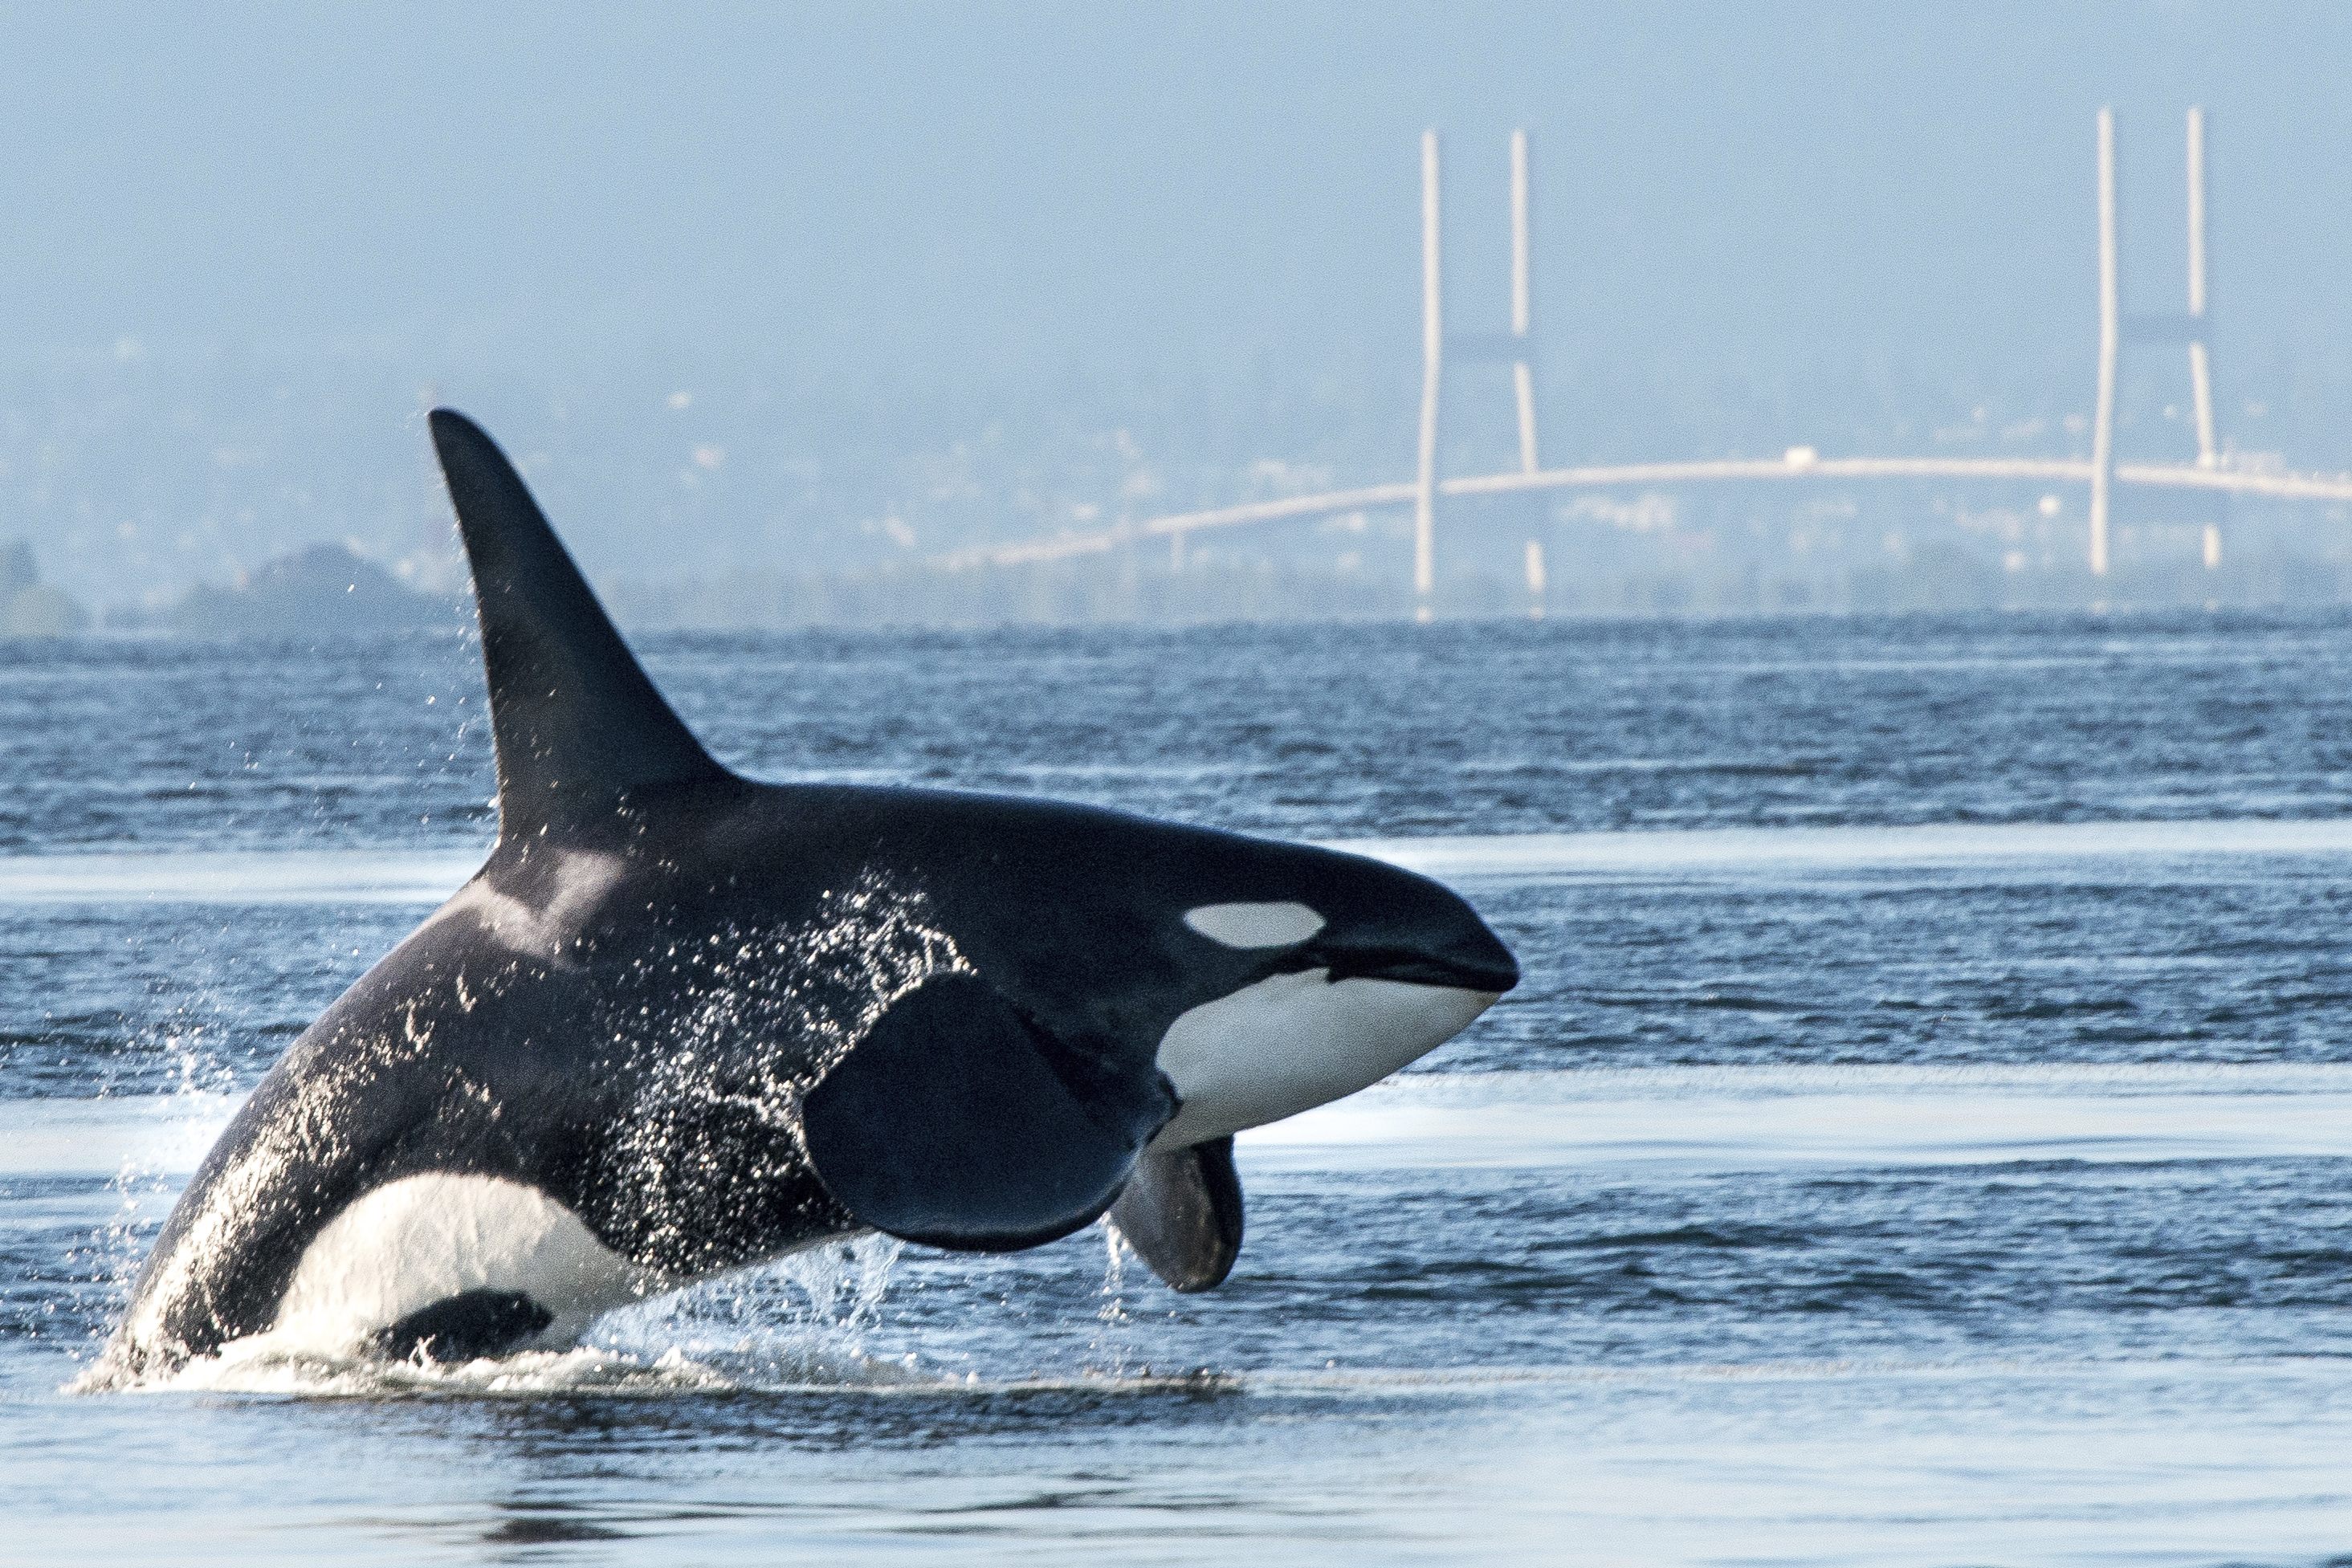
left=936, top=456, right=2352, bottom=572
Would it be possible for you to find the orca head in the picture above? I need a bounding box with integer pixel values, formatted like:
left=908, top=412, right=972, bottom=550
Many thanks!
left=1144, top=835, right=1518, bottom=1147
left=927, top=808, right=1519, bottom=1153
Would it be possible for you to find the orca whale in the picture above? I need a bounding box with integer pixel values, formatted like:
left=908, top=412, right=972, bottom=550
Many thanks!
left=101, top=409, right=1518, bottom=1376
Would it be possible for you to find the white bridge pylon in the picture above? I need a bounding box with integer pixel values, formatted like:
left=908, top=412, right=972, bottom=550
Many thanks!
left=934, top=113, right=2352, bottom=590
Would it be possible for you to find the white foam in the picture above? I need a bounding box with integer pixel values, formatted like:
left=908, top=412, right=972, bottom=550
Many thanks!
left=115, top=1338, right=1232, bottom=1399
left=126, top=1340, right=741, bottom=1398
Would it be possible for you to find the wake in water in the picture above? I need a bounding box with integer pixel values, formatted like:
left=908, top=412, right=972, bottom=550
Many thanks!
left=73, top=1213, right=1237, bottom=1402
left=74, top=1232, right=910, bottom=1397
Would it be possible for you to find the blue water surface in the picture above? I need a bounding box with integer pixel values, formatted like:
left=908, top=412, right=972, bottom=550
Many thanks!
left=5, top=611, right=2352, bottom=1566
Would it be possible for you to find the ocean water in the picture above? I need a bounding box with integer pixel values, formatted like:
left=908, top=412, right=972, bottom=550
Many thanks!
left=6, top=611, right=2352, bottom=1565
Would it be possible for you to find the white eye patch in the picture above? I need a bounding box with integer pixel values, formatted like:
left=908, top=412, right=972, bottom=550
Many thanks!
left=1183, top=902, right=1327, bottom=949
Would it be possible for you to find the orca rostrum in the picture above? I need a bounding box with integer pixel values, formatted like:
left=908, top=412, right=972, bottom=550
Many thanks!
left=102, top=409, right=1518, bottom=1376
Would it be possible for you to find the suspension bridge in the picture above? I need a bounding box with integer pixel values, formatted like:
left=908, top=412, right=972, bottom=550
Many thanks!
left=935, top=111, right=2352, bottom=613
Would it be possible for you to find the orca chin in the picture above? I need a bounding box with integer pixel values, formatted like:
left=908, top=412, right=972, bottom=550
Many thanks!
left=1150, top=974, right=1501, bottom=1149
left=100, top=409, right=1518, bottom=1378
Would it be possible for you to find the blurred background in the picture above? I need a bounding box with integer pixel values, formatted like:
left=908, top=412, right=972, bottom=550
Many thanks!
left=2, top=2, right=2348, bottom=628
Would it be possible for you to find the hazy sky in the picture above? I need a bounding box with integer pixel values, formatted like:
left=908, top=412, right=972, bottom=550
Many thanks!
left=3, top=3, right=2347, bottom=597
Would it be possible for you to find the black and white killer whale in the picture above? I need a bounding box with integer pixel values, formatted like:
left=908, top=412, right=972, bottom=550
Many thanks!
left=104, top=410, right=1518, bottom=1374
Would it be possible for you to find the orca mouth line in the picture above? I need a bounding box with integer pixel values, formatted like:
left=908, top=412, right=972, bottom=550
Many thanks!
left=1302, top=948, right=1520, bottom=994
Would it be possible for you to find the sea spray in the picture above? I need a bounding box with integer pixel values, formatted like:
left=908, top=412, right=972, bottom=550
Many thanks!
left=1086, top=1216, right=1137, bottom=1378
left=80, top=1235, right=916, bottom=1398
left=588, top=1232, right=911, bottom=1387
left=63, top=1028, right=247, bottom=1383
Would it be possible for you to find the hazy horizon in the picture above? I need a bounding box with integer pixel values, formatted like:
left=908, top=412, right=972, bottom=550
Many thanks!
left=3, top=2, right=2348, bottom=613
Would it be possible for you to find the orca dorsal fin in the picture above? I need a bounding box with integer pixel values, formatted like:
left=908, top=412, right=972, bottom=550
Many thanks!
left=429, top=409, right=730, bottom=840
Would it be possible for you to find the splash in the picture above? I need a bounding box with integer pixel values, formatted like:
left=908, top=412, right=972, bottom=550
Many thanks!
left=63, top=1011, right=250, bottom=1374
left=71, top=1227, right=1246, bottom=1401
left=1086, top=1217, right=1136, bottom=1378
left=76, top=1235, right=917, bottom=1397
left=101, top=1339, right=739, bottom=1399
left=592, top=1232, right=909, bottom=1384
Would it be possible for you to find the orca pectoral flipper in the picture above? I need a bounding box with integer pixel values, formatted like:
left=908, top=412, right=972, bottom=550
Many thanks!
left=1110, top=1138, right=1243, bottom=1292
left=801, top=973, right=1164, bottom=1252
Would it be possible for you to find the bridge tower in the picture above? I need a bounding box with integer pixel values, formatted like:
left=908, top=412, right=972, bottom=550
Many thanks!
left=1416, top=129, right=1543, bottom=621
left=2091, top=107, right=2220, bottom=576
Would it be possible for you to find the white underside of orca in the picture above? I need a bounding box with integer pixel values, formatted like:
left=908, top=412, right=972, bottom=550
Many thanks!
left=263, top=1173, right=662, bottom=1357
left=1149, top=970, right=1498, bottom=1150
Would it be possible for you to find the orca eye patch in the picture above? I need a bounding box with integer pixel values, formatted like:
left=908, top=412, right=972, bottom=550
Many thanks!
left=1183, top=902, right=1327, bottom=949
